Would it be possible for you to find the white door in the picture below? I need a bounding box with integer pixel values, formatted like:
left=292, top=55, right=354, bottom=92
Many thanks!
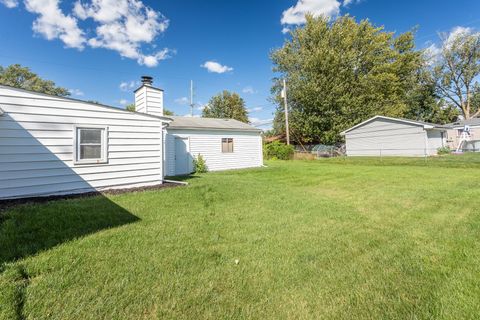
left=174, top=137, right=191, bottom=175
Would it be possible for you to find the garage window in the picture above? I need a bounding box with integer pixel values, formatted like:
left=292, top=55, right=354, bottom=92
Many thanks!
left=74, top=126, right=108, bottom=164
left=222, top=138, right=234, bottom=153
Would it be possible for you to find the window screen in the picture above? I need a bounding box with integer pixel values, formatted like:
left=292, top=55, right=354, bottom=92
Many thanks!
left=76, top=127, right=106, bottom=163
left=222, top=138, right=234, bottom=153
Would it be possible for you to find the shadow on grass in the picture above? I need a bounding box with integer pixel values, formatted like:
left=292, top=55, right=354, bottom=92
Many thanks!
left=0, top=195, right=139, bottom=268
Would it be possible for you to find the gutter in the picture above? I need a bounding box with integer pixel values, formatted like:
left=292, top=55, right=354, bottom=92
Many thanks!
left=167, top=126, right=262, bottom=133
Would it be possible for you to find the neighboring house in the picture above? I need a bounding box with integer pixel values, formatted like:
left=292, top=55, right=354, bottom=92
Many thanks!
left=0, top=77, right=263, bottom=200
left=446, top=118, right=480, bottom=152
left=341, top=116, right=449, bottom=157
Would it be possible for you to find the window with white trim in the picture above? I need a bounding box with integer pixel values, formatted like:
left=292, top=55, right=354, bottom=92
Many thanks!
left=222, top=138, right=234, bottom=153
left=75, top=126, right=108, bottom=164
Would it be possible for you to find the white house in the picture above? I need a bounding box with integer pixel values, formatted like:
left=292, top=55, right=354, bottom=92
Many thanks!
left=341, top=116, right=449, bottom=157
left=0, top=77, right=263, bottom=200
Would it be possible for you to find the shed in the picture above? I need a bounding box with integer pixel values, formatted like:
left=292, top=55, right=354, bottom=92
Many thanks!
left=340, top=116, right=449, bottom=157
left=164, top=117, right=263, bottom=176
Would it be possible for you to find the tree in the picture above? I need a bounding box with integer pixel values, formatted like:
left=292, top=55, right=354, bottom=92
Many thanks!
left=125, top=103, right=174, bottom=115
left=271, top=15, right=429, bottom=144
left=431, top=30, right=480, bottom=119
left=403, top=73, right=459, bottom=124
left=202, top=91, right=249, bottom=123
left=125, top=104, right=136, bottom=112
left=0, top=64, right=69, bottom=96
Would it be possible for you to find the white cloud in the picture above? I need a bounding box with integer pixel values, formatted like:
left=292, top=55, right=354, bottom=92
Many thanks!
left=119, top=80, right=138, bottom=91
left=242, top=86, right=257, bottom=94
left=118, top=99, right=129, bottom=105
left=247, top=106, right=263, bottom=113
left=76, top=0, right=171, bottom=67
left=249, top=117, right=273, bottom=128
left=2, top=0, right=172, bottom=67
left=424, top=43, right=442, bottom=65
left=281, top=27, right=291, bottom=34
left=281, top=0, right=341, bottom=26
left=24, top=0, right=86, bottom=49
left=343, top=0, right=360, bottom=7
left=444, top=26, right=473, bottom=48
left=201, top=61, right=233, bottom=74
left=68, top=88, right=84, bottom=96
left=175, top=97, right=189, bottom=105
left=425, top=26, right=477, bottom=66
left=0, top=0, right=19, bottom=8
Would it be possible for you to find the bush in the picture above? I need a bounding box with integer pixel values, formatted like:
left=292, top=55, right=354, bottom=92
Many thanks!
left=264, top=141, right=295, bottom=160
left=437, top=146, right=452, bottom=155
left=193, top=154, right=208, bottom=173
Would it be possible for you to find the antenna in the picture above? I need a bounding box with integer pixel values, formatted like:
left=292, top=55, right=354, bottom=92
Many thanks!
left=190, top=80, right=194, bottom=117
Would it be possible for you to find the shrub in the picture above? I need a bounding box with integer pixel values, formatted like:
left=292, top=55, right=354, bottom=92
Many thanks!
left=264, top=141, right=295, bottom=160
left=193, top=154, right=208, bottom=173
left=437, top=146, right=452, bottom=155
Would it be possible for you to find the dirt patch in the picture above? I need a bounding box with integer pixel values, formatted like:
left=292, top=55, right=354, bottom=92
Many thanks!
left=0, top=182, right=183, bottom=212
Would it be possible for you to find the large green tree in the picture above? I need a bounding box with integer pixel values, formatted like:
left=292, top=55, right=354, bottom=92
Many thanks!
left=271, top=16, right=432, bottom=144
left=431, top=29, right=480, bottom=120
left=0, top=64, right=70, bottom=96
left=202, top=91, right=249, bottom=123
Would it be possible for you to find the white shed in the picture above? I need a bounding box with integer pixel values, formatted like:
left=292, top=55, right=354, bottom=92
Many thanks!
left=341, top=116, right=448, bottom=157
left=164, top=117, right=263, bottom=176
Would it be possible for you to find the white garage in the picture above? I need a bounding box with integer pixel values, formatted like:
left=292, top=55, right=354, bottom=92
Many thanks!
left=164, top=117, right=263, bottom=176
left=341, top=116, right=448, bottom=157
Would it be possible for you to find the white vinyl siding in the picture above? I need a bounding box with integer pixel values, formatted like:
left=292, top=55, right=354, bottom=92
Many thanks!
left=0, top=86, right=164, bottom=200
left=134, top=86, right=163, bottom=117
left=165, top=129, right=263, bottom=176
left=345, top=118, right=428, bottom=157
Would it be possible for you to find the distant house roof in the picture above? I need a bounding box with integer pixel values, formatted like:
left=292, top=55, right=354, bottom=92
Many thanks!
left=448, top=117, right=480, bottom=128
left=340, top=115, right=450, bottom=135
left=168, top=116, right=262, bottom=132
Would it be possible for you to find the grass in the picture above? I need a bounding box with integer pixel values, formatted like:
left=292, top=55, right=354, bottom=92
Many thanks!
left=1, top=155, right=480, bottom=319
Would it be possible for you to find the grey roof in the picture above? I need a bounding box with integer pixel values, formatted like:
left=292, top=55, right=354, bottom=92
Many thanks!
left=448, top=118, right=480, bottom=128
left=168, top=116, right=262, bottom=132
left=341, top=115, right=450, bottom=135
left=0, top=84, right=172, bottom=122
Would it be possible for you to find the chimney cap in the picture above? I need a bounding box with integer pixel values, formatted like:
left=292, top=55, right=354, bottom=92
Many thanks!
left=141, top=75, right=153, bottom=86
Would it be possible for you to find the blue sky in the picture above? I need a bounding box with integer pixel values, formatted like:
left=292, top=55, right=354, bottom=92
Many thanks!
left=1, top=0, right=480, bottom=129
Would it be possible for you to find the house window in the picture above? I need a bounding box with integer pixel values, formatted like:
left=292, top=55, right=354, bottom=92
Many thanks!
left=222, top=138, right=234, bottom=153
left=75, top=126, right=108, bottom=164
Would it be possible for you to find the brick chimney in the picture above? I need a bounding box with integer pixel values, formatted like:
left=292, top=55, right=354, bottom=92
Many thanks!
left=134, top=76, right=164, bottom=117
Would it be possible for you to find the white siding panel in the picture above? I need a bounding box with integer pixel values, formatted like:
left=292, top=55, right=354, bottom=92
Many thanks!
left=345, top=118, right=427, bottom=157
left=165, top=129, right=263, bottom=175
left=426, top=130, right=446, bottom=155
left=0, top=86, right=164, bottom=200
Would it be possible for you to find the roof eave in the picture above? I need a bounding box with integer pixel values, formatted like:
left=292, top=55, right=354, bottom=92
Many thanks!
left=168, top=126, right=262, bottom=133
left=0, top=107, right=4, bottom=116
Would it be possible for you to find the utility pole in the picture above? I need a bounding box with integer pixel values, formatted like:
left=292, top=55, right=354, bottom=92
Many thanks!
left=282, top=79, right=290, bottom=145
left=190, top=80, right=194, bottom=117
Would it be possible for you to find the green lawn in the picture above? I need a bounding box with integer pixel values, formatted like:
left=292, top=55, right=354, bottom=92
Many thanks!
left=1, top=156, right=480, bottom=319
